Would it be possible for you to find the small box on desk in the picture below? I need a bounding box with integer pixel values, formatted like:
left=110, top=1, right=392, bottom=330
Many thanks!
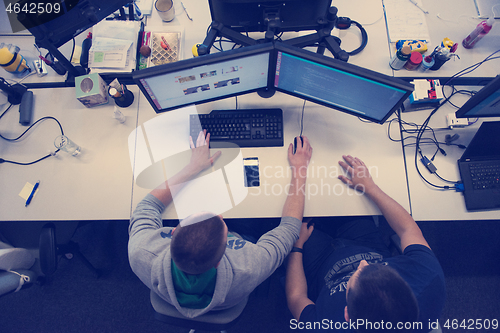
left=75, top=73, right=108, bottom=108
left=403, top=79, right=443, bottom=112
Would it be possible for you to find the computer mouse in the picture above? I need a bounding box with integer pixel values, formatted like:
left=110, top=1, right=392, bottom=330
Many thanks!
left=293, top=136, right=303, bottom=154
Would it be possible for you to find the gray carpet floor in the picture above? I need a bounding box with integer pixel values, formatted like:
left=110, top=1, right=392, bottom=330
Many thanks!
left=0, top=218, right=499, bottom=333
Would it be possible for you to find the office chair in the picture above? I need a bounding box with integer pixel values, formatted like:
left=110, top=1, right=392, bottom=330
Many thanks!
left=151, top=290, right=249, bottom=333
left=39, top=223, right=101, bottom=278
left=0, top=221, right=100, bottom=278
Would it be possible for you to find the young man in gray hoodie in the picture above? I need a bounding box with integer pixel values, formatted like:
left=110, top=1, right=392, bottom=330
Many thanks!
left=129, top=131, right=313, bottom=318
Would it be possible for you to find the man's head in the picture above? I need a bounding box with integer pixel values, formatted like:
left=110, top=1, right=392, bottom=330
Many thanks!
left=171, top=213, right=228, bottom=275
left=345, top=260, right=419, bottom=332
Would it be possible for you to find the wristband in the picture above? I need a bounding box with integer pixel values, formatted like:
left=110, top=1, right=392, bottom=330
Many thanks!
left=291, top=247, right=303, bottom=253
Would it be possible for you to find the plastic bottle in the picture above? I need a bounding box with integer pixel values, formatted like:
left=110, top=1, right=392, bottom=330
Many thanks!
left=419, top=55, right=435, bottom=72
left=404, top=51, right=423, bottom=70
left=462, top=17, right=495, bottom=49
left=389, top=45, right=411, bottom=70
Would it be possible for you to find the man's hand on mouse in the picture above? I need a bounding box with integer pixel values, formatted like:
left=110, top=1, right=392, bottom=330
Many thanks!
left=288, top=136, right=313, bottom=175
left=187, top=130, right=222, bottom=175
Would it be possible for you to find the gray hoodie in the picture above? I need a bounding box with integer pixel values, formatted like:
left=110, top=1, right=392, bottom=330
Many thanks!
left=128, top=193, right=301, bottom=318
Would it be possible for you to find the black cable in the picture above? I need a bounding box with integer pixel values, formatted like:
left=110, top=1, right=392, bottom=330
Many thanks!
left=69, top=38, right=76, bottom=65
left=299, top=100, right=306, bottom=137
left=0, top=151, right=58, bottom=165
left=441, top=50, right=500, bottom=100
left=347, top=20, right=368, bottom=56
left=0, top=116, right=64, bottom=142
left=0, top=112, right=65, bottom=166
left=0, top=103, right=13, bottom=120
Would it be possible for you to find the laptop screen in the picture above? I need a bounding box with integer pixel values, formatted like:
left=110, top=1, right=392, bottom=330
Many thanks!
left=461, top=121, right=500, bottom=161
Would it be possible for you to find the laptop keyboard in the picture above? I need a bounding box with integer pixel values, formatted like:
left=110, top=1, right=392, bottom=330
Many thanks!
left=469, top=162, right=500, bottom=190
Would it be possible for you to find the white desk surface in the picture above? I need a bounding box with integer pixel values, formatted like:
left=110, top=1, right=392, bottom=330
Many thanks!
left=400, top=86, right=500, bottom=221
left=392, top=0, right=500, bottom=79
left=131, top=91, right=411, bottom=220
left=0, top=87, right=139, bottom=221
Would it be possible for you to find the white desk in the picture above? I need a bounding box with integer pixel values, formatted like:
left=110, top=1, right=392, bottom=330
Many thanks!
left=400, top=86, right=500, bottom=220
left=130, top=90, right=411, bottom=220
left=0, top=87, right=139, bottom=221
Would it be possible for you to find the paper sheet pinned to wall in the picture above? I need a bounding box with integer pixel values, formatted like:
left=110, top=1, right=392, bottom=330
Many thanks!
left=383, top=0, right=431, bottom=43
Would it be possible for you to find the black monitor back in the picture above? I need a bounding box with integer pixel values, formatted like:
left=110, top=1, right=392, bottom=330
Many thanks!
left=18, top=0, right=131, bottom=48
left=209, top=0, right=332, bottom=33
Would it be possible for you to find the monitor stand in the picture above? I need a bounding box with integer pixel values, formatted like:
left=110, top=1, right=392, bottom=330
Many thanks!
left=197, top=6, right=349, bottom=62
left=36, top=38, right=89, bottom=84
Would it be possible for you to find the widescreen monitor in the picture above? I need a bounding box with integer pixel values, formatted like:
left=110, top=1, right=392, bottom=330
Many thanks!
left=272, top=43, right=414, bottom=124
left=208, top=0, right=332, bottom=33
left=133, top=43, right=274, bottom=113
left=455, top=75, right=500, bottom=119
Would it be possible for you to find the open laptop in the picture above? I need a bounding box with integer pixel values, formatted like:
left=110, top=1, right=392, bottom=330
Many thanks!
left=458, top=121, right=500, bottom=211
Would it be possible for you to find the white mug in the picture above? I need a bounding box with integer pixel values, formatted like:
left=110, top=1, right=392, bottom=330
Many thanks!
left=155, top=0, right=175, bottom=22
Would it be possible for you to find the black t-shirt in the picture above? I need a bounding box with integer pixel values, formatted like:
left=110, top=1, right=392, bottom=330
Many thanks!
left=299, top=244, right=446, bottom=332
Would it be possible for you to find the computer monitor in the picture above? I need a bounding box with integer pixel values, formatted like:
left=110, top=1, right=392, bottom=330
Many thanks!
left=17, top=0, right=131, bottom=48
left=455, top=75, right=500, bottom=119
left=133, top=43, right=274, bottom=113
left=272, top=43, right=414, bottom=124
left=208, top=0, right=332, bottom=33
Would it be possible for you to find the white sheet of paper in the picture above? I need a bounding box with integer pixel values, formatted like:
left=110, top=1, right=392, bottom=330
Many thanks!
left=383, top=0, right=431, bottom=42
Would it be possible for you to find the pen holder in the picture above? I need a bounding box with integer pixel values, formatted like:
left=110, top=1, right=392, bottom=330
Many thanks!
left=109, top=85, right=134, bottom=108
left=429, top=55, right=450, bottom=71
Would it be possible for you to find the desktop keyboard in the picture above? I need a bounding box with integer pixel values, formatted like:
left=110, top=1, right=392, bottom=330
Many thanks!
left=469, top=162, right=500, bottom=190
left=190, top=109, right=284, bottom=148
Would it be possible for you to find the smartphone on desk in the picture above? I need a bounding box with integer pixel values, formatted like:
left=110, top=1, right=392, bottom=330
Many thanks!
left=244, top=157, right=260, bottom=187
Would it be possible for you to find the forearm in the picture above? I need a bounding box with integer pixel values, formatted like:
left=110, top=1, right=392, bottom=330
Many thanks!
left=282, top=174, right=307, bottom=220
left=286, top=251, right=313, bottom=320
left=365, top=185, right=426, bottom=245
left=150, top=164, right=198, bottom=206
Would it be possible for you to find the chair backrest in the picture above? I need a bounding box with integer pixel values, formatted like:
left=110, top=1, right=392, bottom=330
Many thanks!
left=150, top=290, right=248, bottom=331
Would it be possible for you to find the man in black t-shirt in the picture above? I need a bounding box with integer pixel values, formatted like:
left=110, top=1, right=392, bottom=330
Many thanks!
left=286, top=155, right=446, bottom=332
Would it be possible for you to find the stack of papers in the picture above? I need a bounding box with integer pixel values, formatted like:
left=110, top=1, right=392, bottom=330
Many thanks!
left=89, top=20, right=141, bottom=73
left=89, top=37, right=133, bottom=69
left=383, top=0, right=431, bottom=43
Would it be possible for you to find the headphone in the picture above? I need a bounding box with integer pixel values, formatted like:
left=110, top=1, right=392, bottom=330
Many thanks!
left=335, top=17, right=368, bottom=56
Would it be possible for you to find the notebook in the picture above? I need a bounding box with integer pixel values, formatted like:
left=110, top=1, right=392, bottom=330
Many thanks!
left=457, top=121, right=500, bottom=211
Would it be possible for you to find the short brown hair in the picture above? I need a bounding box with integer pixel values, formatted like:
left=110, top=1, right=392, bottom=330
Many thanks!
left=171, top=215, right=226, bottom=274
left=347, top=264, right=419, bottom=332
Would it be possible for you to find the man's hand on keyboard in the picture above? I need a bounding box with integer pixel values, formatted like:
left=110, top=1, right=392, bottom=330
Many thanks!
left=188, top=130, right=222, bottom=174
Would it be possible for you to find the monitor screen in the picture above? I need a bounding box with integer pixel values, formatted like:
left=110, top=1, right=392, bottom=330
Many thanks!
left=133, top=43, right=273, bottom=113
left=208, top=0, right=332, bottom=33
left=273, top=43, right=414, bottom=124
left=455, top=75, right=500, bottom=119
